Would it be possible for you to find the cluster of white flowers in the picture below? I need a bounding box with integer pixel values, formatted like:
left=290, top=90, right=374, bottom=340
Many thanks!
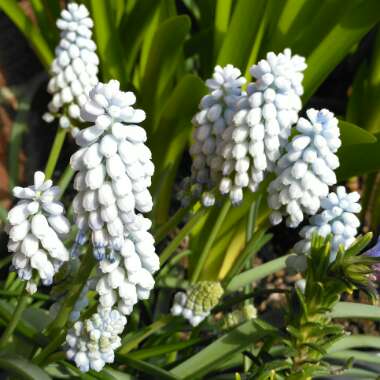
left=294, top=187, right=361, bottom=256
left=181, top=65, right=246, bottom=207
left=66, top=307, right=126, bottom=372
left=70, top=79, right=158, bottom=313
left=268, top=108, right=341, bottom=228
left=171, top=281, right=224, bottom=326
left=220, top=49, right=306, bottom=204
left=7, top=172, right=70, bottom=293
left=43, top=2, right=99, bottom=129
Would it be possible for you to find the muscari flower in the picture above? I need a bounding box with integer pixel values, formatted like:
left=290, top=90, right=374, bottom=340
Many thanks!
left=293, top=187, right=361, bottom=256
left=43, top=2, right=99, bottom=129
left=171, top=281, right=224, bottom=326
left=180, top=65, right=246, bottom=207
left=70, top=80, right=159, bottom=315
left=66, top=307, right=126, bottom=372
left=268, top=108, right=341, bottom=228
left=7, top=172, right=70, bottom=292
left=219, top=49, right=306, bottom=205
left=221, top=304, right=257, bottom=330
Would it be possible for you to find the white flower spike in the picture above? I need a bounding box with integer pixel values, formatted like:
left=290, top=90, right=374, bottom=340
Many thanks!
left=43, top=2, right=99, bottom=128
left=294, top=187, right=361, bottom=257
left=7, top=171, right=70, bottom=292
left=70, top=80, right=158, bottom=316
left=268, top=108, right=341, bottom=228
left=66, top=307, right=126, bottom=372
left=220, top=49, right=306, bottom=204
left=183, top=65, right=246, bottom=206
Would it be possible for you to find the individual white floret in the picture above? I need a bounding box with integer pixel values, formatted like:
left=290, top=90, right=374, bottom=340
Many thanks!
left=220, top=49, right=306, bottom=204
left=66, top=307, right=126, bottom=372
left=7, top=171, right=70, bottom=292
left=294, top=187, right=361, bottom=256
left=44, top=2, right=99, bottom=127
left=183, top=65, right=246, bottom=206
left=268, top=108, right=341, bottom=227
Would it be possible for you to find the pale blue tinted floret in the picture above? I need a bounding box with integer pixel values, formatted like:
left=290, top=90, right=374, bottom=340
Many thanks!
left=171, top=292, right=209, bottom=327
left=70, top=80, right=159, bottom=316
left=7, top=172, right=70, bottom=292
left=294, top=187, right=361, bottom=255
left=185, top=65, right=246, bottom=206
left=268, top=108, right=341, bottom=228
left=66, top=307, right=126, bottom=372
left=43, top=3, right=99, bottom=127
left=220, top=49, right=306, bottom=205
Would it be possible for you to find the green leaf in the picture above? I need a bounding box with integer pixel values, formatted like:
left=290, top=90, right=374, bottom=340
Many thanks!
left=327, top=349, right=380, bottom=366
left=89, top=0, right=125, bottom=83
left=214, top=0, right=233, bottom=57
left=331, top=302, right=380, bottom=320
left=225, top=229, right=273, bottom=282
left=140, top=15, right=191, bottom=117
left=151, top=74, right=206, bottom=223
left=119, top=316, right=172, bottom=355
left=329, top=335, right=380, bottom=353
left=339, top=120, right=377, bottom=146
left=121, top=0, right=161, bottom=77
left=226, top=254, right=289, bottom=292
left=116, top=355, right=179, bottom=380
left=30, top=0, right=59, bottom=48
left=346, top=62, right=369, bottom=126
left=191, top=200, right=231, bottom=282
left=217, top=0, right=267, bottom=70
left=0, top=0, right=53, bottom=68
left=128, top=337, right=204, bottom=360
left=337, top=138, right=380, bottom=180
left=0, top=354, right=52, bottom=380
left=266, top=0, right=320, bottom=52
left=302, top=0, right=380, bottom=102
left=170, top=319, right=277, bottom=379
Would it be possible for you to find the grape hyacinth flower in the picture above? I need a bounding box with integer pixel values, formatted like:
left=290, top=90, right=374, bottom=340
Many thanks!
left=43, top=2, right=99, bottom=128
left=66, top=307, right=126, bottom=372
left=268, top=108, right=341, bottom=228
left=294, top=187, right=361, bottom=256
left=7, top=172, right=70, bottom=293
left=171, top=281, right=224, bottom=326
left=182, top=65, right=246, bottom=206
left=70, top=80, right=159, bottom=315
left=221, top=304, right=257, bottom=331
left=220, top=49, right=306, bottom=204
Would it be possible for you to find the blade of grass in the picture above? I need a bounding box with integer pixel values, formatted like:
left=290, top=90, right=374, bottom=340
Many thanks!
left=191, top=200, right=231, bottom=282
left=0, top=0, right=53, bottom=68
left=226, top=254, right=289, bottom=292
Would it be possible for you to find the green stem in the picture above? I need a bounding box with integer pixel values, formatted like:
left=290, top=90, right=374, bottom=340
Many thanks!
left=0, top=283, right=29, bottom=349
left=57, top=164, right=75, bottom=198
left=33, top=330, right=66, bottom=365
left=44, top=128, right=67, bottom=180
left=0, top=289, right=49, bottom=301
left=154, top=200, right=197, bottom=244
left=46, top=250, right=95, bottom=336
left=159, top=208, right=206, bottom=266
left=191, top=200, right=231, bottom=282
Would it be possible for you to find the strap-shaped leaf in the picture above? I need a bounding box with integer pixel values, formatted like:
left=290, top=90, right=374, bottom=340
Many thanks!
left=331, top=302, right=380, bottom=320
left=0, top=354, right=52, bottom=380
left=170, top=319, right=277, bottom=379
